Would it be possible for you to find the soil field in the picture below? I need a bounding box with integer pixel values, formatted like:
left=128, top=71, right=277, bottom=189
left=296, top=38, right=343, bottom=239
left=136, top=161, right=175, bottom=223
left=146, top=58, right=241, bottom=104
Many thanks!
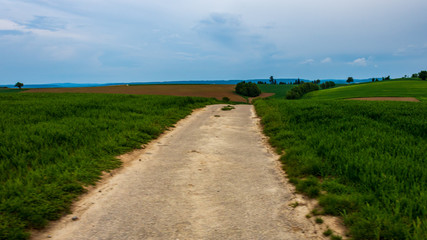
left=347, top=97, right=420, bottom=102
left=26, top=85, right=273, bottom=102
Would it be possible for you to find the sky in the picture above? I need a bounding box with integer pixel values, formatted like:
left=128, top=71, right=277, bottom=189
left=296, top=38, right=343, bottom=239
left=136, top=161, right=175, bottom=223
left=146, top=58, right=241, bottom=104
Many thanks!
left=1, top=0, right=427, bottom=84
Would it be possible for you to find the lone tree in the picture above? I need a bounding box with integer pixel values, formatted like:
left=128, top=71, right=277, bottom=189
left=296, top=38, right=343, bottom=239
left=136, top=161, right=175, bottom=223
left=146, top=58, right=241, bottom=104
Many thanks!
left=346, top=77, right=354, bottom=84
left=419, top=70, right=427, bottom=80
left=15, top=82, right=24, bottom=89
left=269, top=76, right=276, bottom=84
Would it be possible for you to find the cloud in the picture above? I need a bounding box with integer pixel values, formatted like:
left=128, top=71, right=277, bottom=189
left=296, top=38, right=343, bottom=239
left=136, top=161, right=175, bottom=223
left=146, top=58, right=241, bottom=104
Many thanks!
left=192, top=12, right=278, bottom=64
left=0, top=19, right=25, bottom=31
left=23, top=16, right=66, bottom=31
left=174, top=52, right=198, bottom=61
left=321, top=57, right=332, bottom=63
left=351, top=58, right=367, bottom=66
left=301, top=59, right=315, bottom=64
left=393, top=44, right=427, bottom=56
left=1, top=0, right=427, bottom=83
left=0, top=17, right=84, bottom=40
left=1, top=17, right=64, bottom=32
left=194, top=13, right=242, bottom=47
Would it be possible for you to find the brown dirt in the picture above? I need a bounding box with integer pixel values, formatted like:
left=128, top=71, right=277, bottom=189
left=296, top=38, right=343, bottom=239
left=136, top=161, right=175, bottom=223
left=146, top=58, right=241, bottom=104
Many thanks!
left=347, top=97, right=419, bottom=102
left=25, top=84, right=273, bottom=102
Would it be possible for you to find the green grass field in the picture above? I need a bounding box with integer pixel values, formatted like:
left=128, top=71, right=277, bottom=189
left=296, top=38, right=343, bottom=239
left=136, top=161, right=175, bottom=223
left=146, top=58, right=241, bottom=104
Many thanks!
left=0, top=93, right=217, bottom=239
left=0, top=88, right=27, bottom=93
left=254, top=80, right=427, bottom=239
left=304, top=80, right=427, bottom=101
left=257, top=84, right=294, bottom=98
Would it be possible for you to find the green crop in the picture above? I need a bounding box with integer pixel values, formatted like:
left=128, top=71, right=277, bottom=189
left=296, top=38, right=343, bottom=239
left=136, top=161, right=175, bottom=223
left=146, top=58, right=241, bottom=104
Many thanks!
left=257, top=84, right=294, bottom=98
left=0, top=93, right=216, bottom=239
left=254, top=98, right=427, bottom=239
left=0, top=89, right=26, bottom=93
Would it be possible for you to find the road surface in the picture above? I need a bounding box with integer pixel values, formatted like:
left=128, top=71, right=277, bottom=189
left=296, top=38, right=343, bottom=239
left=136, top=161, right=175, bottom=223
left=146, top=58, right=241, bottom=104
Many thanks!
left=33, top=105, right=328, bottom=240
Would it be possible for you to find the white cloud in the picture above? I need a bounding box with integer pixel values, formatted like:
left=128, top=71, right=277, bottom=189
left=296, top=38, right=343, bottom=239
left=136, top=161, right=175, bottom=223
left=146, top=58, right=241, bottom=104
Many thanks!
left=0, top=19, right=25, bottom=31
left=0, top=18, right=86, bottom=41
left=321, top=57, right=332, bottom=63
left=393, top=44, right=427, bottom=56
left=351, top=58, right=367, bottom=66
left=301, top=59, right=315, bottom=64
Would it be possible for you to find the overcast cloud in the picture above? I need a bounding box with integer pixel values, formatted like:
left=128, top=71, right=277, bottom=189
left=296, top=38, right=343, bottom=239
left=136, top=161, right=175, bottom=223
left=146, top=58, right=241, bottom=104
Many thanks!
left=1, top=0, right=426, bottom=83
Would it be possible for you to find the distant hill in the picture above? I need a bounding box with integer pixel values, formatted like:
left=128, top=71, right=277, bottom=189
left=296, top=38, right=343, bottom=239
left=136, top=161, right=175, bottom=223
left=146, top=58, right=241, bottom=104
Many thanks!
left=2, top=78, right=375, bottom=89
left=303, top=79, right=427, bottom=101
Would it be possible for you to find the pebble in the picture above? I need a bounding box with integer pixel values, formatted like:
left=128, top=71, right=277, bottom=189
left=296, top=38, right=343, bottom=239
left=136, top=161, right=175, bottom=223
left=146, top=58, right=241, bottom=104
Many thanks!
left=72, top=216, right=79, bottom=221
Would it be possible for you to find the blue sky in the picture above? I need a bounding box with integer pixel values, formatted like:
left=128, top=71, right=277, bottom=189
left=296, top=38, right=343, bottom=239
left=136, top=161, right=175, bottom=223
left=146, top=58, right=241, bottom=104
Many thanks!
left=1, top=0, right=427, bottom=84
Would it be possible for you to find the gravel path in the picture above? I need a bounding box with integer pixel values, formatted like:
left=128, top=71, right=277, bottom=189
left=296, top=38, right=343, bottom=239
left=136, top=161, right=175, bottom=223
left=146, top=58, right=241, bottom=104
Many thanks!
left=32, top=105, right=326, bottom=240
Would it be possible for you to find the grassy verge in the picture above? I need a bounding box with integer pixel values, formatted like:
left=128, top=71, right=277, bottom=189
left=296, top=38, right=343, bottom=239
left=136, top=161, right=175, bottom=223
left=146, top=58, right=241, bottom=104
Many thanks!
left=0, top=93, right=217, bottom=239
left=254, top=98, right=426, bottom=239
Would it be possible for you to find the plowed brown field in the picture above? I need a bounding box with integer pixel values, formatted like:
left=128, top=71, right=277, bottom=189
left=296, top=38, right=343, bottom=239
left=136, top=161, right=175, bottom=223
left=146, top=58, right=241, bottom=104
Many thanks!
left=26, top=85, right=274, bottom=102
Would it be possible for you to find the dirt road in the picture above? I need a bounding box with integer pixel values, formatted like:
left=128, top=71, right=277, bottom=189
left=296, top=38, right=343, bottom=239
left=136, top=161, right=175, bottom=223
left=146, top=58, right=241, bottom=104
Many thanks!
left=33, top=105, right=328, bottom=240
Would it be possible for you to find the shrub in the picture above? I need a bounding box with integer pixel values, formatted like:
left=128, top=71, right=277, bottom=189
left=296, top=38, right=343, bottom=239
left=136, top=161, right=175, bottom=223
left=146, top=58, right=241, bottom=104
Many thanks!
left=221, top=105, right=235, bottom=111
left=323, top=229, right=333, bottom=236
left=419, top=70, right=427, bottom=80
left=235, top=81, right=261, bottom=97
left=286, top=82, right=319, bottom=99
left=285, top=90, right=301, bottom=99
left=222, top=97, right=230, bottom=102
left=321, top=81, right=336, bottom=89
left=331, top=235, right=342, bottom=240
